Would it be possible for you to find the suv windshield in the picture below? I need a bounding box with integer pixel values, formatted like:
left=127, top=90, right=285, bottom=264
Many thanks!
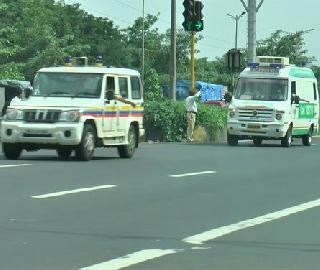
left=32, top=72, right=103, bottom=98
left=234, top=78, right=288, bottom=101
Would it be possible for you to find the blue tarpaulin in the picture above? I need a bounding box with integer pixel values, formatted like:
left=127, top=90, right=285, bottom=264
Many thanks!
left=197, top=82, right=224, bottom=102
left=163, top=80, right=224, bottom=102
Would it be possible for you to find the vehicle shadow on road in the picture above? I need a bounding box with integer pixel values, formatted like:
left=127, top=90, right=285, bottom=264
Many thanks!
left=0, top=155, right=120, bottom=161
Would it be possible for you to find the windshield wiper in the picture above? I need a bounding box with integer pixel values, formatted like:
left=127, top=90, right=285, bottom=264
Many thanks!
left=72, top=92, right=98, bottom=98
left=44, top=91, right=70, bottom=97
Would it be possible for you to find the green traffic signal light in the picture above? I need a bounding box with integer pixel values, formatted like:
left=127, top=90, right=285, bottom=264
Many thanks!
left=182, top=0, right=204, bottom=32
left=193, top=20, right=204, bottom=32
left=193, top=0, right=204, bottom=32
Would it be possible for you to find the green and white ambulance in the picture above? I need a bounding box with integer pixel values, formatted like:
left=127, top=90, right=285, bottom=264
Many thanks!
left=227, top=56, right=319, bottom=147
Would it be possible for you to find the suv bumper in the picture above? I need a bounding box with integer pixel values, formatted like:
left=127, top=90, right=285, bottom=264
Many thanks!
left=1, top=121, right=82, bottom=145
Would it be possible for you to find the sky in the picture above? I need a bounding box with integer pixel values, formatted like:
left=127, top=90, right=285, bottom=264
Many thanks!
left=63, top=0, right=320, bottom=63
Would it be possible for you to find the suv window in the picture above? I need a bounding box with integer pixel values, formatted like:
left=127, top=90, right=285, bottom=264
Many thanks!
left=119, top=77, right=128, bottom=98
left=105, top=76, right=115, bottom=99
left=131, top=76, right=141, bottom=99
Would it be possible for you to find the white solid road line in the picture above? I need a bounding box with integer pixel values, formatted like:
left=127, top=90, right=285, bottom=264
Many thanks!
left=183, top=197, right=320, bottom=245
left=170, top=171, right=216, bottom=178
left=31, top=185, right=116, bottom=199
left=0, top=164, right=32, bottom=169
left=80, top=249, right=181, bottom=270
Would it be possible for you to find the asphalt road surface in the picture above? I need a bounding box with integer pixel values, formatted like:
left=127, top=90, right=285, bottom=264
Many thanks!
left=0, top=138, right=319, bottom=270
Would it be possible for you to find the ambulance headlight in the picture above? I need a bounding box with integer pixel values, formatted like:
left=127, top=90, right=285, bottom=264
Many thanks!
left=229, top=108, right=236, bottom=118
left=275, top=111, right=284, bottom=121
left=3, top=109, right=24, bottom=121
left=59, top=110, right=80, bottom=122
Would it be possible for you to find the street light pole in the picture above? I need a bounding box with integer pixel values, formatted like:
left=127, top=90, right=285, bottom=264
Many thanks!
left=142, top=0, right=145, bottom=85
left=227, top=11, right=246, bottom=49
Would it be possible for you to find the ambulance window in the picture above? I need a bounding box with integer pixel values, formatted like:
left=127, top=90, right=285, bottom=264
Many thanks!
left=131, top=76, right=141, bottom=99
left=119, top=77, right=128, bottom=98
left=313, top=83, right=318, bottom=100
left=291, top=81, right=296, bottom=95
left=105, top=76, right=115, bottom=99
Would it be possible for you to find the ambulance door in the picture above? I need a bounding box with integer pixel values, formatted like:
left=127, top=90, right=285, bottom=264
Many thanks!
left=103, top=76, right=116, bottom=135
left=291, top=81, right=299, bottom=130
left=292, top=80, right=315, bottom=135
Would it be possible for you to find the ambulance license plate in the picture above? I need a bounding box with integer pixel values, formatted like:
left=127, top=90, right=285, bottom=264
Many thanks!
left=248, top=124, right=261, bottom=129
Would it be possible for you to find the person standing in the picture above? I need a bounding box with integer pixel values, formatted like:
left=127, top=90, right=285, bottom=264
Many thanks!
left=185, top=89, right=200, bottom=142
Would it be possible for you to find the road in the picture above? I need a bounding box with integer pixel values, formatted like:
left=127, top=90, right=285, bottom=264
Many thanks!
left=0, top=139, right=319, bottom=270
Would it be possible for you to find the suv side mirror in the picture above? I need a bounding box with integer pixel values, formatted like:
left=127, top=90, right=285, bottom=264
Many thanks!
left=292, top=95, right=300, bottom=104
left=25, top=87, right=33, bottom=99
left=106, top=90, right=115, bottom=100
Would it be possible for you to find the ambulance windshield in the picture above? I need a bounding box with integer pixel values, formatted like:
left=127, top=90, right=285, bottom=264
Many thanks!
left=32, top=72, right=103, bottom=98
left=234, top=78, right=288, bottom=101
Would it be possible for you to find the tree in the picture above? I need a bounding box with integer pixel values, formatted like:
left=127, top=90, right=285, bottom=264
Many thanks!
left=257, top=30, right=315, bottom=66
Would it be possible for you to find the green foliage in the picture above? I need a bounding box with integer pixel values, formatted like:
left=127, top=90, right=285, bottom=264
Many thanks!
left=257, top=30, right=315, bottom=66
left=144, top=100, right=227, bottom=142
left=143, top=68, right=164, bottom=101
left=0, top=62, right=25, bottom=80
left=197, top=104, right=227, bottom=140
left=144, top=100, right=186, bottom=142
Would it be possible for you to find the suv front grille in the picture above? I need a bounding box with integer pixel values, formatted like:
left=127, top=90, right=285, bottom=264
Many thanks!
left=24, top=110, right=60, bottom=123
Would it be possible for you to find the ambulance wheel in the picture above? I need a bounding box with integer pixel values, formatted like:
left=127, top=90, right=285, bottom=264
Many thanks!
left=76, top=124, right=96, bottom=161
left=227, top=133, right=238, bottom=146
left=281, top=126, right=292, bottom=147
left=118, top=125, right=136, bottom=158
left=57, top=148, right=73, bottom=159
left=2, top=143, right=22, bottom=160
left=302, top=127, right=312, bottom=146
left=253, top=137, right=263, bottom=146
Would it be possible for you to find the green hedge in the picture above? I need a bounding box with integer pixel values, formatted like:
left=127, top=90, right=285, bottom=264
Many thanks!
left=144, top=100, right=228, bottom=142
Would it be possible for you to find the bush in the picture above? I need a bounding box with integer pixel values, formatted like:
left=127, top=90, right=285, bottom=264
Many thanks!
left=144, top=100, right=227, bottom=142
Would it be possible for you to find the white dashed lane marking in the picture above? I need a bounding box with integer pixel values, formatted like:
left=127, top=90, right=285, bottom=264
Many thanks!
left=170, top=171, right=216, bottom=178
left=31, top=185, right=116, bottom=199
left=183, top=197, right=320, bottom=245
left=80, top=249, right=182, bottom=270
left=0, top=164, right=32, bottom=169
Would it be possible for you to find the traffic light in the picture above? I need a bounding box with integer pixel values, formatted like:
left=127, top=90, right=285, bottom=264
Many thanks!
left=182, top=0, right=194, bottom=31
left=194, top=0, right=204, bottom=32
left=182, top=0, right=204, bottom=32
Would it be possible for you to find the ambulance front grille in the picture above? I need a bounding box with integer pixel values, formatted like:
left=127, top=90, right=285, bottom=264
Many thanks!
left=238, top=108, right=274, bottom=122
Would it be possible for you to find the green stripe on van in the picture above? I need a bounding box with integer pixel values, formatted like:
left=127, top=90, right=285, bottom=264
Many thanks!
left=289, top=68, right=315, bottom=78
left=298, top=103, right=315, bottom=119
left=292, top=128, right=309, bottom=136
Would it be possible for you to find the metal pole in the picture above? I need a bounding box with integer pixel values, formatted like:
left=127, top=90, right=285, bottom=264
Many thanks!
left=247, top=0, right=256, bottom=63
left=235, top=16, right=239, bottom=49
left=142, top=0, right=145, bottom=85
left=240, top=0, right=264, bottom=63
left=191, top=31, right=195, bottom=90
left=170, top=0, right=176, bottom=101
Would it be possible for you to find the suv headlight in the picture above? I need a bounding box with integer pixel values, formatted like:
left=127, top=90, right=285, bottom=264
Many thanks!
left=59, top=110, right=80, bottom=122
left=3, top=109, right=24, bottom=121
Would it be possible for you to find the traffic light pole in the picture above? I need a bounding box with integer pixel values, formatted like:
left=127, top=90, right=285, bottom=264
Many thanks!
left=170, top=0, right=176, bottom=101
left=191, top=30, right=195, bottom=91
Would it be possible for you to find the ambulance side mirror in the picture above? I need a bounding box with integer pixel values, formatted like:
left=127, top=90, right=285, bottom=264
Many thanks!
left=106, top=90, right=115, bottom=100
left=292, top=95, right=300, bottom=104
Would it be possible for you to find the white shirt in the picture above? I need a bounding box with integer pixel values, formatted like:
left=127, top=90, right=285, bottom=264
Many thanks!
left=185, top=91, right=200, bottom=112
